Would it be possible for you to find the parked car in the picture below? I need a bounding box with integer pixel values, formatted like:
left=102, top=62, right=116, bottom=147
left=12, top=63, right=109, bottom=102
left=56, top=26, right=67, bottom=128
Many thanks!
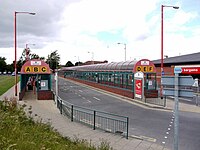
left=11, top=72, right=15, bottom=76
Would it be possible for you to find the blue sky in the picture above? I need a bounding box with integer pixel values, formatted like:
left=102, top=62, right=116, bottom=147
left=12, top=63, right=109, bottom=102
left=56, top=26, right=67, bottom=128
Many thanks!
left=0, top=0, right=199, bottom=64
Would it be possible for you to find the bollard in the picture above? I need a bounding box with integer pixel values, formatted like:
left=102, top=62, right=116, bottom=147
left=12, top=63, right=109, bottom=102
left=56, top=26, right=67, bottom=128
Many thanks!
left=126, top=117, right=129, bottom=139
left=71, top=105, right=73, bottom=122
left=93, top=111, right=96, bottom=130
left=60, top=100, right=62, bottom=114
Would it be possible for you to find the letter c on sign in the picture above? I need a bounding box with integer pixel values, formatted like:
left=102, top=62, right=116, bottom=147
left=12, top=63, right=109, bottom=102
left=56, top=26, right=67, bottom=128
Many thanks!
left=41, top=67, right=47, bottom=72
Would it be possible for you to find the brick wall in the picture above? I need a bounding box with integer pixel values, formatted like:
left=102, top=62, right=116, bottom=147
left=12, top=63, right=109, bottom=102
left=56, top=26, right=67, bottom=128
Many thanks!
left=37, top=90, right=53, bottom=100
left=68, top=77, right=134, bottom=99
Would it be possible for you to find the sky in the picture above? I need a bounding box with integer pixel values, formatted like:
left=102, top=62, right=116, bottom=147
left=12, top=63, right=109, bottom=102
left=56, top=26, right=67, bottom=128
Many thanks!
left=0, top=0, right=200, bottom=65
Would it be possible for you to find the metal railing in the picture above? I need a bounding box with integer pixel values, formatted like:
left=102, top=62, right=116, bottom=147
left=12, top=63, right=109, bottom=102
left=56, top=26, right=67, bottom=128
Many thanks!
left=56, top=96, right=129, bottom=139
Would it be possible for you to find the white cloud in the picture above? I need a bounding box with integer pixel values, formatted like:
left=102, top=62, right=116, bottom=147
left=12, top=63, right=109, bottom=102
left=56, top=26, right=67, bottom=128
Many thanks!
left=1, top=0, right=200, bottom=65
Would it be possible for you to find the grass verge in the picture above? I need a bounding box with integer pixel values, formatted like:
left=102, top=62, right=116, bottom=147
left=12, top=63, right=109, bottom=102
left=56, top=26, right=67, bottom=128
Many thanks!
left=0, top=75, right=20, bottom=96
left=0, top=98, right=112, bottom=150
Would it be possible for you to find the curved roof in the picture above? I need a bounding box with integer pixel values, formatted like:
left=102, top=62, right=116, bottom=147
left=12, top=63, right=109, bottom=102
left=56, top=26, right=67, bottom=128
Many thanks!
left=21, top=59, right=51, bottom=74
left=62, top=60, right=138, bottom=72
left=61, top=59, right=156, bottom=73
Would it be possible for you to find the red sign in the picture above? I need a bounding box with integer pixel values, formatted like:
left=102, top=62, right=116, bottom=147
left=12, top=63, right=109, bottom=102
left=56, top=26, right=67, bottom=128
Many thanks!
left=135, top=79, right=142, bottom=99
left=181, top=67, right=200, bottom=74
left=133, top=59, right=156, bottom=73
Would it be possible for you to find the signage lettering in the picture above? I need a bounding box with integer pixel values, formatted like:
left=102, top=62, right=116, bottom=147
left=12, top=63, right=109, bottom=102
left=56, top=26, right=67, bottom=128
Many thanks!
left=136, top=66, right=142, bottom=71
left=33, top=67, right=39, bottom=72
left=31, top=61, right=41, bottom=66
left=143, top=66, right=147, bottom=72
left=25, top=67, right=32, bottom=72
left=175, top=67, right=200, bottom=74
left=24, top=66, right=48, bottom=73
left=41, top=67, right=47, bottom=72
left=135, top=79, right=143, bottom=99
left=148, top=66, right=153, bottom=72
left=136, top=66, right=154, bottom=72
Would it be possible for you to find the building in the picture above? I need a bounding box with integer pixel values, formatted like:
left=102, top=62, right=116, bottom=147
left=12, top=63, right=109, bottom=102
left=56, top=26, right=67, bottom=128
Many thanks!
left=153, top=52, right=200, bottom=85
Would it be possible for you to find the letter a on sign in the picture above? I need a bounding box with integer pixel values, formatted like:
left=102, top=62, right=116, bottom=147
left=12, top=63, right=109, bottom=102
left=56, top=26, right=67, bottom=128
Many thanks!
left=25, top=66, right=31, bottom=72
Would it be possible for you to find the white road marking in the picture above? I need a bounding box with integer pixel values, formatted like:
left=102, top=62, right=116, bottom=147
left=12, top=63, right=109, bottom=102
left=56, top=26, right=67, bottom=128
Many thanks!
left=82, top=97, right=86, bottom=99
left=78, top=94, right=81, bottom=97
left=168, top=128, right=171, bottom=130
left=164, top=136, right=168, bottom=139
left=93, top=97, right=100, bottom=101
left=79, top=90, right=83, bottom=92
left=170, top=121, right=173, bottom=124
left=169, top=124, right=172, bottom=127
left=162, top=141, right=166, bottom=144
left=166, top=132, right=169, bottom=134
left=82, top=100, right=91, bottom=103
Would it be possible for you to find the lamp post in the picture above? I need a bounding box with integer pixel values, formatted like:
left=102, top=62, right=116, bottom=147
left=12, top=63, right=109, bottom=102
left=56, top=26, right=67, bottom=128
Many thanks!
left=25, top=43, right=35, bottom=61
left=14, top=11, right=36, bottom=96
left=161, top=5, right=179, bottom=150
left=160, top=5, right=179, bottom=97
left=161, top=5, right=179, bottom=76
left=74, top=56, right=80, bottom=66
left=88, top=51, right=94, bottom=64
left=117, top=42, right=126, bottom=61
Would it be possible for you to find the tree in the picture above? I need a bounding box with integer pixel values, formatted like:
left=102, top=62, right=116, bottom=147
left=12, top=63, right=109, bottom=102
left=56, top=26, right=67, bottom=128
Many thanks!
left=16, top=48, right=45, bottom=73
left=0, top=57, right=7, bottom=73
left=6, top=64, right=14, bottom=73
left=30, top=53, right=40, bottom=59
left=65, top=61, right=74, bottom=67
left=46, top=50, right=60, bottom=71
left=75, top=61, right=83, bottom=66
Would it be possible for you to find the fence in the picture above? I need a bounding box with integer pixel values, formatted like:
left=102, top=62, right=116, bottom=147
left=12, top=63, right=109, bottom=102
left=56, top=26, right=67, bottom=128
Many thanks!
left=56, top=95, right=129, bottom=139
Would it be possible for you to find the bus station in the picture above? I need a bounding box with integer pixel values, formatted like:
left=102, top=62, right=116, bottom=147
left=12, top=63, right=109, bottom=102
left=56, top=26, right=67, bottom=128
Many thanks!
left=19, top=59, right=53, bottom=100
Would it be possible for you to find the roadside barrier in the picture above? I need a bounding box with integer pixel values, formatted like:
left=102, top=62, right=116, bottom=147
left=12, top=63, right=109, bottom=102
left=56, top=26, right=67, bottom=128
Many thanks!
left=56, top=96, right=129, bottom=139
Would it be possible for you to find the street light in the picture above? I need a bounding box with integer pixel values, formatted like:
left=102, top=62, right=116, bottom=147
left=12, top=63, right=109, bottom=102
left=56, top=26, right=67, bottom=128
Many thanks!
left=161, top=5, right=179, bottom=76
left=161, top=5, right=179, bottom=150
left=88, top=51, right=94, bottom=64
left=160, top=5, right=179, bottom=96
left=74, top=56, right=80, bottom=66
left=25, top=43, right=35, bottom=61
left=117, top=43, right=126, bottom=61
left=14, top=11, right=36, bottom=96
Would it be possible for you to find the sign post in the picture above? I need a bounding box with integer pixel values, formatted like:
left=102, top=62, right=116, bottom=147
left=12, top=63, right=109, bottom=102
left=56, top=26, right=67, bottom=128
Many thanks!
left=162, top=67, right=194, bottom=150
left=134, top=72, right=144, bottom=100
left=174, top=73, right=179, bottom=150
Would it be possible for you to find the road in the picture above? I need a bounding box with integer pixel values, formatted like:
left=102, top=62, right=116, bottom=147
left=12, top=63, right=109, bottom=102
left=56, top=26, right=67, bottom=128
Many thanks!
left=57, top=77, right=200, bottom=150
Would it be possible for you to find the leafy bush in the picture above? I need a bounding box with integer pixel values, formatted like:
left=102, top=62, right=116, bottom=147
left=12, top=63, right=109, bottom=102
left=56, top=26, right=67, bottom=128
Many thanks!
left=0, top=98, right=112, bottom=150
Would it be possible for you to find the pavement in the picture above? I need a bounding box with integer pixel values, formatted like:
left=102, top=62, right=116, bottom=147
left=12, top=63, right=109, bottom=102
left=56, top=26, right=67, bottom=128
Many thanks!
left=0, top=82, right=199, bottom=150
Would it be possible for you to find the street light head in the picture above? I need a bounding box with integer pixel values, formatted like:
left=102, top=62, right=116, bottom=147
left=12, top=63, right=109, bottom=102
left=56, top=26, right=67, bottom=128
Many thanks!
left=173, top=6, right=179, bottom=9
left=29, top=12, right=36, bottom=15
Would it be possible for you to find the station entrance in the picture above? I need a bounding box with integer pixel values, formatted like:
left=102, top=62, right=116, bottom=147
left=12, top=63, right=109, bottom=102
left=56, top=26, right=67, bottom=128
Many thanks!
left=19, top=59, right=53, bottom=100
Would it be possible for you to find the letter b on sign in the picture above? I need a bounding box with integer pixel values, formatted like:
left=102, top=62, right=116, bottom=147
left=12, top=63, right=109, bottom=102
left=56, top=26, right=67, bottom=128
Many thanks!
left=33, top=67, right=39, bottom=72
